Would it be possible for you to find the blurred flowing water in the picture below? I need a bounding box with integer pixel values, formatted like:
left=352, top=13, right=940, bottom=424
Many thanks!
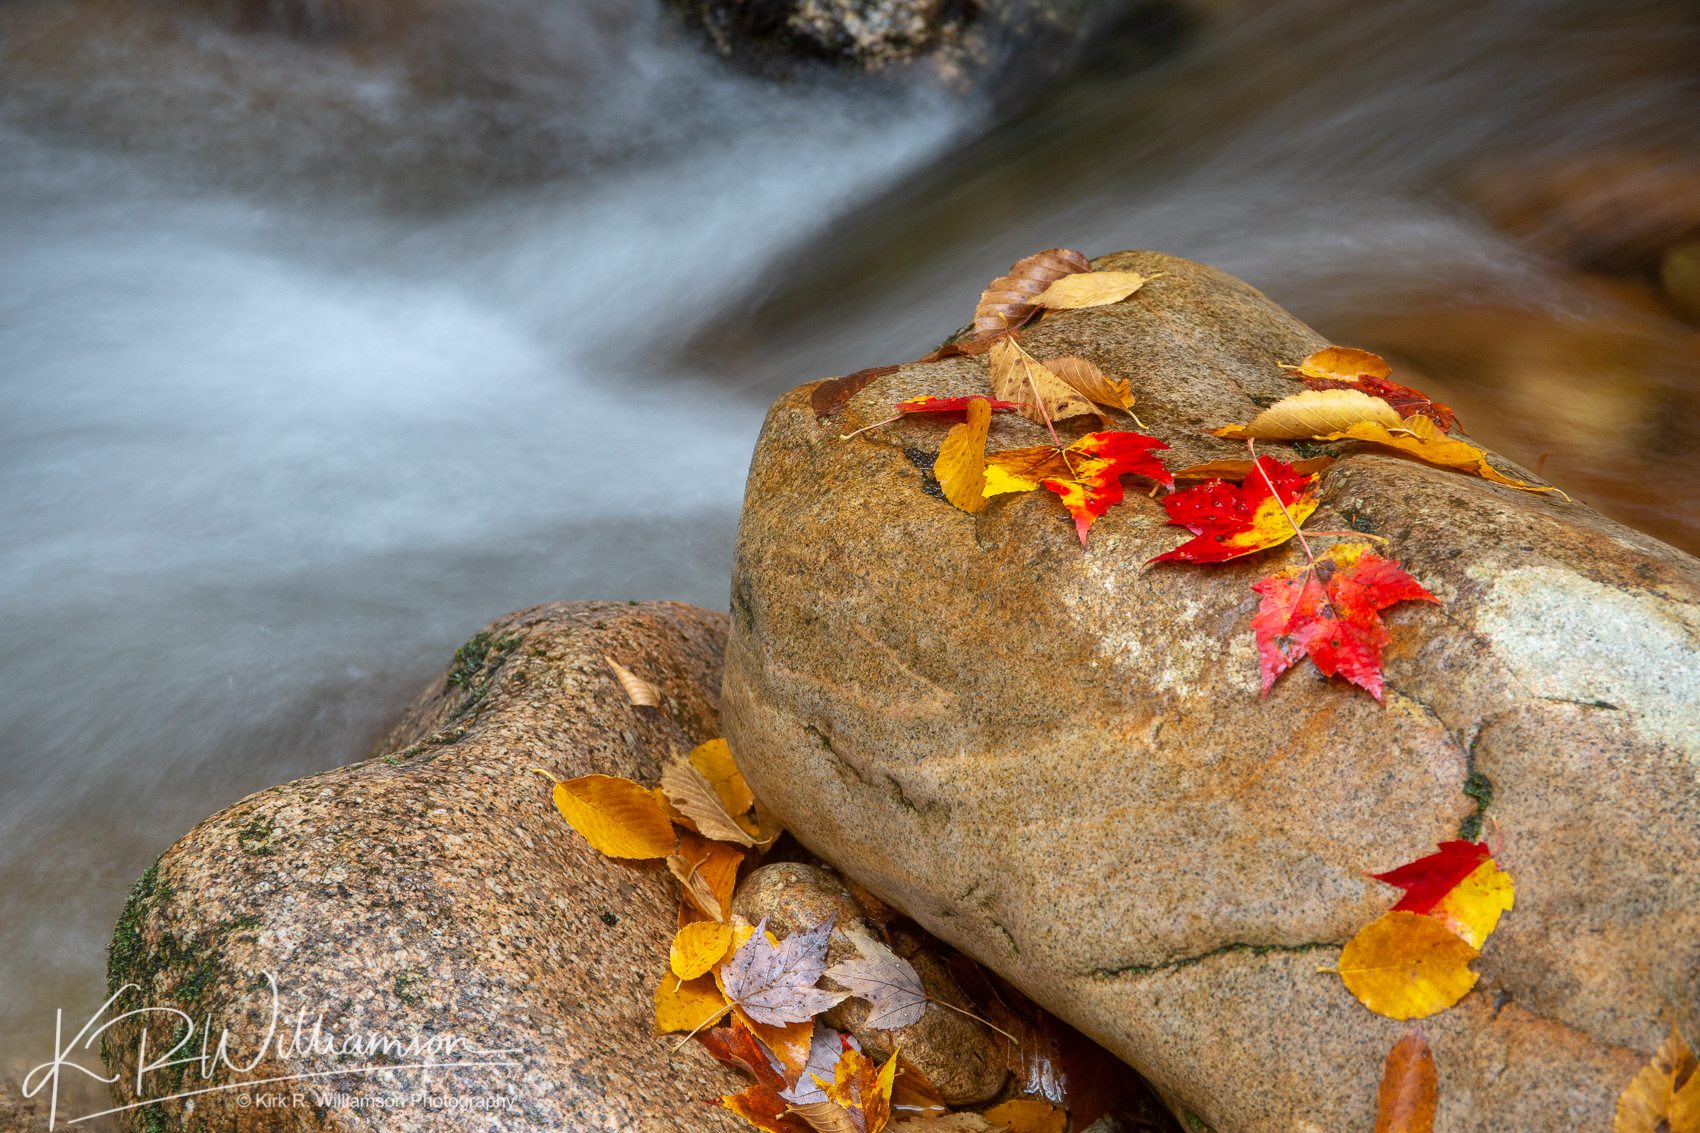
left=2, top=0, right=1698, bottom=1088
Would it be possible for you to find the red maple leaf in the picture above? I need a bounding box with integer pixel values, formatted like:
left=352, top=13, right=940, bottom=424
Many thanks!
left=1303, top=373, right=1457, bottom=432
left=1368, top=841, right=1492, bottom=914
left=1040, top=430, right=1172, bottom=545
left=1148, top=456, right=1319, bottom=564
left=1251, top=543, right=1439, bottom=700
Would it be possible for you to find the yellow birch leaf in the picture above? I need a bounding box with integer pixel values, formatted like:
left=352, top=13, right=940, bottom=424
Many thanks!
left=936, top=398, right=993, bottom=513
left=1428, top=858, right=1515, bottom=949
left=990, top=337, right=1094, bottom=425
left=1616, top=1025, right=1697, bottom=1133
left=1032, top=270, right=1152, bottom=310
left=983, top=1098, right=1067, bottom=1133
left=1289, top=346, right=1392, bottom=382
left=1210, top=388, right=1404, bottom=440
left=1042, top=355, right=1136, bottom=410
left=1338, top=911, right=1479, bottom=1020
left=671, top=920, right=734, bottom=980
left=1319, top=414, right=1560, bottom=493
left=654, top=970, right=729, bottom=1033
left=550, top=775, right=675, bottom=859
left=688, top=738, right=755, bottom=818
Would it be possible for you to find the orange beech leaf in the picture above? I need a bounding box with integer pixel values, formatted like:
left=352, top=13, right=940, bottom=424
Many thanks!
left=1318, top=415, right=1559, bottom=494
left=1374, top=1028, right=1437, bottom=1133
left=1031, top=270, right=1153, bottom=311
left=820, top=1040, right=899, bottom=1133
left=542, top=772, right=675, bottom=859
left=989, top=337, right=1095, bottom=425
left=655, top=970, right=729, bottom=1033
left=697, top=1015, right=790, bottom=1092
left=1149, top=456, right=1318, bottom=564
left=1287, top=346, right=1393, bottom=383
left=1211, top=388, right=1404, bottom=440
left=935, top=398, right=994, bottom=513
left=1302, top=372, right=1457, bottom=432
left=982, top=1099, right=1066, bottom=1133
left=1615, top=1025, right=1698, bottom=1133
left=1042, top=430, right=1175, bottom=545
left=1042, top=355, right=1136, bottom=411
left=1338, top=911, right=1480, bottom=1020
left=914, top=329, right=1023, bottom=365
left=670, top=829, right=745, bottom=921
left=973, top=249, right=1090, bottom=339
left=714, top=1084, right=815, bottom=1133
left=1251, top=542, right=1440, bottom=700
left=672, top=920, right=735, bottom=980
left=814, top=366, right=902, bottom=419
left=1171, top=455, right=1336, bottom=482
left=605, top=656, right=661, bottom=706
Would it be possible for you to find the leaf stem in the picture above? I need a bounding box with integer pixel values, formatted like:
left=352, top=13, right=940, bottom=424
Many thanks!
left=1023, top=356, right=1064, bottom=449
left=671, top=1001, right=735, bottom=1053
left=839, top=413, right=903, bottom=442
left=1248, top=439, right=1340, bottom=621
left=922, top=997, right=1020, bottom=1044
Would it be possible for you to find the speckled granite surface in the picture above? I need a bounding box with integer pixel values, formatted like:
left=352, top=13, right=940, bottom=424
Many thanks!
left=101, top=601, right=745, bottom=1132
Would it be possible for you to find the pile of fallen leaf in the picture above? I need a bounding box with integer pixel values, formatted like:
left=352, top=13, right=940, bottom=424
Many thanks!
left=524, top=254, right=1689, bottom=1133
left=534, top=658, right=1180, bottom=1132
left=817, top=250, right=1574, bottom=703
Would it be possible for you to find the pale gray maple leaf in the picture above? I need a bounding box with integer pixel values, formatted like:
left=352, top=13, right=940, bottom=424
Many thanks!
left=822, top=951, right=927, bottom=1029
left=780, top=1020, right=858, bottom=1105
left=722, top=915, right=850, bottom=1026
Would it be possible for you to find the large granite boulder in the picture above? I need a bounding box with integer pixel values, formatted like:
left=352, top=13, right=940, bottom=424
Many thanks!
left=103, top=602, right=745, bottom=1133
left=722, top=252, right=1700, bottom=1132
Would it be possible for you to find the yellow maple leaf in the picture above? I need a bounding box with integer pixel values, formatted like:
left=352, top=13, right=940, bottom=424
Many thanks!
left=1427, top=858, right=1515, bottom=949
left=1616, top=1025, right=1700, bottom=1133
left=1337, top=911, right=1479, bottom=1020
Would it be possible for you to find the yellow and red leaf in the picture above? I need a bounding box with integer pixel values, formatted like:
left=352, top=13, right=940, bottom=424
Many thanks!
left=1150, top=456, right=1318, bottom=564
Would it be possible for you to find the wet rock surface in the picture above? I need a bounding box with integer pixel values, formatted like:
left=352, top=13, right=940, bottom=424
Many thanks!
left=731, top=862, right=1007, bottom=1104
left=102, top=602, right=745, bottom=1133
left=722, top=251, right=1700, bottom=1131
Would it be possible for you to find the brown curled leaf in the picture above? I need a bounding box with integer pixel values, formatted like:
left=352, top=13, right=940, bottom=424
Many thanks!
left=973, top=249, right=1090, bottom=339
left=605, top=656, right=660, bottom=706
left=1042, top=355, right=1136, bottom=411
left=813, top=366, right=902, bottom=418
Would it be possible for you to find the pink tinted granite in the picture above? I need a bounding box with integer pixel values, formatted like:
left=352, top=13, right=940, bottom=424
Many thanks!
left=722, top=252, right=1699, bottom=1132
left=103, top=601, right=745, bottom=1132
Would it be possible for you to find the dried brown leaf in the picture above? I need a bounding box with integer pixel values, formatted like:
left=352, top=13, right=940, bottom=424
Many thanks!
left=1616, top=1025, right=1698, bottom=1133
left=661, top=753, right=758, bottom=847
left=605, top=656, right=660, bottom=706
left=1042, top=355, right=1135, bottom=411
left=1374, top=1028, right=1437, bottom=1133
left=915, top=330, right=1021, bottom=365
left=973, top=249, right=1090, bottom=339
left=989, top=338, right=1094, bottom=425
left=814, top=366, right=902, bottom=418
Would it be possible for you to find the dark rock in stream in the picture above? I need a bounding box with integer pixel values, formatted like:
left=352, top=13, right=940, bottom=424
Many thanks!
left=722, top=251, right=1700, bottom=1131
left=101, top=602, right=746, bottom=1133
